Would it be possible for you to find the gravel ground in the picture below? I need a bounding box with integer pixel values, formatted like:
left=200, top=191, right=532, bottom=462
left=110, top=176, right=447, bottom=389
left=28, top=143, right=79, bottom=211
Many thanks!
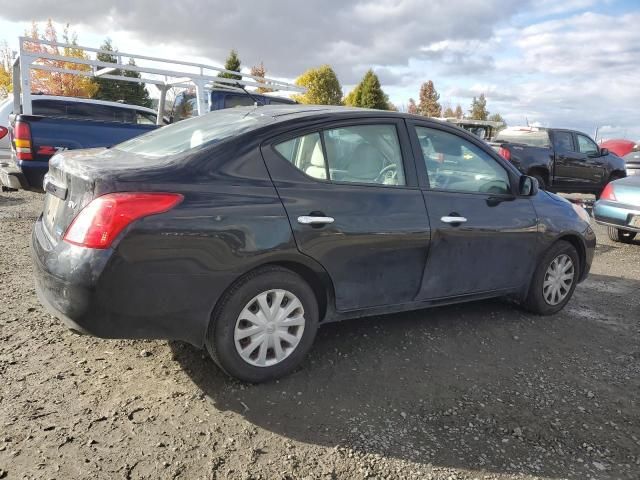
left=0, top=190, right=639, bottom=480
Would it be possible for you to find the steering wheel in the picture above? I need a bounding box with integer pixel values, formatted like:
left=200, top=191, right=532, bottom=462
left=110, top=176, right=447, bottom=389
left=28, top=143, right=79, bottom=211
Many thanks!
left=376, top=164, right=398, bottom=184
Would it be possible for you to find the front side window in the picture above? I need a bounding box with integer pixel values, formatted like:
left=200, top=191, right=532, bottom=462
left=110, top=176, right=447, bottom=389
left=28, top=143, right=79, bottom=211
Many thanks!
left=415, top=126, right=511, bottom=194
left=577, top=134, right=599, bottom=156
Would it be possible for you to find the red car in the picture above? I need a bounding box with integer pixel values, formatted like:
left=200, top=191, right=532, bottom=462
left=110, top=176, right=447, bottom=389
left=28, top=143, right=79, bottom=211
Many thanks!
left=599, top=139, right=636, bottom=157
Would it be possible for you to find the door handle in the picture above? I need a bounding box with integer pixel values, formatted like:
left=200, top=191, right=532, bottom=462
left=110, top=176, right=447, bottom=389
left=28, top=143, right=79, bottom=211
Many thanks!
left=297, top=215, right=335, bottom=225
left=441, top=216, right=467, bottom=224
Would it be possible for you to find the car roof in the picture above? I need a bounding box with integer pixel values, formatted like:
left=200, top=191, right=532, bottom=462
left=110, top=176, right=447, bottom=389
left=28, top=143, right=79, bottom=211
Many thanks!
left=243, top=104, right=409, bottom=122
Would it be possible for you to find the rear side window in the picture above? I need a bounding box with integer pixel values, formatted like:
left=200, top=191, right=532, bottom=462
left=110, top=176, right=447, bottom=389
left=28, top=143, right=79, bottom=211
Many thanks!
left=494, top=129, right=550, bottom=147
left=115, top=108, right=265, bottom=157
left=32, top=100, right=138, bottom=123
left=224, top=95, right=257, bottom=108
left=273, top=124, right=406, bottom=186
left=552, top=131, right=575, bottom=152
left=275, top=133, right=327, bottom=180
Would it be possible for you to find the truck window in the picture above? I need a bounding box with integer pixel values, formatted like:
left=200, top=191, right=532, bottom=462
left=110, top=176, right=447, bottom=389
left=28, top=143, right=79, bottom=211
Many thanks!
left=32, top=100, right=68, bottom=117
left=576, top=134, right=599, bottom=156
left=494, top=129, right=550, bottom=147
left=224, top=95, right=257, bottom=108
left=136, top=111, right=157, bottom=125
left=552, top=131, right=574, bottom=152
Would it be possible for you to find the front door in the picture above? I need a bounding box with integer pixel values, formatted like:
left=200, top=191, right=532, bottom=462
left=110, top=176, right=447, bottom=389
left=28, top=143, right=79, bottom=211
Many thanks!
left=261, top=119, right=431, bottom=311
left=553, top=130, right=606, bottom=191
left=408, top=122, right=539, bottom=300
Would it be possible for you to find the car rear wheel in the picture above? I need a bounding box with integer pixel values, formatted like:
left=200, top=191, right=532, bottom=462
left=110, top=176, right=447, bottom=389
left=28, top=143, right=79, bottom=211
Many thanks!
left=607, top=226, right=637, bottom=243
left=523, top=240, right=579, bottom=315
left=206, top=266, right=319, bottom=383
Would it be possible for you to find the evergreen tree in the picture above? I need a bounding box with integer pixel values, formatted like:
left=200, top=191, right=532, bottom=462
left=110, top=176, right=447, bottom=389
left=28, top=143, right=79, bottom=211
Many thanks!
left=92, top=39, right=151, bottom=107
left=345, top=70, right=388, bottom=110
left=218, top=49, right=242, bottom=81
left=469, top=93, right=489, bottom=120
left=454, top=104, right=464, bottom=119
left=488, top=112, right=505, bottom=124
left=443, top=106, right=455, bottom=117
left=293, top=65, right=343, bottom=105
left=417, top=80, right=441, bottom=117
left=250, top=62, right=271, bottom=93
left=407, top=98, right=418, bottom=115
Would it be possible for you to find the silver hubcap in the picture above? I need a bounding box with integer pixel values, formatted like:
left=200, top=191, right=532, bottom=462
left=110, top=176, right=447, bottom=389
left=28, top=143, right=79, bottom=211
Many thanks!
left=543, top=254, right=575, bottom=306
left=234, top=289, right=305, bottom=367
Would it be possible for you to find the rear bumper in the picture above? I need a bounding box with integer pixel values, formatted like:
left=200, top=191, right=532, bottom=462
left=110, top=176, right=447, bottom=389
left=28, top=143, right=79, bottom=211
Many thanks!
left=31, top=217, right=222, bottom=347
left=593, top=200, right=640, bottom=233
left=0, top=159, right=47, bottom=191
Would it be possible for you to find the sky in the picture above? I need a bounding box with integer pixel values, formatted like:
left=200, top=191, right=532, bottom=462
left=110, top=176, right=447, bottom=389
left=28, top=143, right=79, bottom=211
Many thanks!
left=0, top=0, right=638, bottom=140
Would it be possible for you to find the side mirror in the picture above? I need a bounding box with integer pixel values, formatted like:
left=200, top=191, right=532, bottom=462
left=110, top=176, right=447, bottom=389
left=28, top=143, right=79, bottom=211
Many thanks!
left=519, top=175, right=539, bottom=196
left=600, top=147, right=609, bottom=156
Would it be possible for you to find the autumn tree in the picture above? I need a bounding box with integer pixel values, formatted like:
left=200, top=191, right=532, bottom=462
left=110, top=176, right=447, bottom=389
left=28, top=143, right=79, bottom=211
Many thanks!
left=469, top=93, right=489, bottom=120
left=293, top=65, right=342, bottom=105
left=443, top=106, right=455, bottom=117
left=23, top=20, right=97, bottom=97
left=454, top=104, right=464, bottom=119
left=488, top=112, right=505, bottom=124
left=0, top=41, right=12, bottom=97
left=407, top=98, right=418, bottom=115
left=344, top=70, right=388, bottom=110
left=417, top=80, right=441, bottom=117
left=218, top=49, right=242, bottom=81
left=250, top=62, right=272, bottom=93
left=91, top=39, right=151, bottom=107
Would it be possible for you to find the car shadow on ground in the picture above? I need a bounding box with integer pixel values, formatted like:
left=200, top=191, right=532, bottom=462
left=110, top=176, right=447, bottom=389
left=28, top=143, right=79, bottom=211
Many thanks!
left=171, top=273, right=640, bottom=479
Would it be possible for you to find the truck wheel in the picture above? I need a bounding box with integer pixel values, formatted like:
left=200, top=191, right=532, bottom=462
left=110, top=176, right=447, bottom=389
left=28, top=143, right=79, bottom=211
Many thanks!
left=523, top=240, right=579, bottom=315
left=607, top=227, right=637, bottom=243
left=531, top=174, right=547, bottom=191
left=205, top=266, right=319, bottom=383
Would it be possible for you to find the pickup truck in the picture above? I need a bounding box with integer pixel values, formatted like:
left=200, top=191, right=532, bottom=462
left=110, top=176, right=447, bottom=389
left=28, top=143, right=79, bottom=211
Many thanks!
left=1, top=96, right=164, bottom=191
left=494, top=127, right=627, bottom=196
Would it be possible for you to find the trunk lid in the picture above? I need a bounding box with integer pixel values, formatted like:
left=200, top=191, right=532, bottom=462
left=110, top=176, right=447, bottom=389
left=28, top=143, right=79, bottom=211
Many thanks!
left=42, top=146, right=179, bottom=243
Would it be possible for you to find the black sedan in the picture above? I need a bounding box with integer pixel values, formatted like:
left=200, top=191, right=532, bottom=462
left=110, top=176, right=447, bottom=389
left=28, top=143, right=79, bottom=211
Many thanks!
left=33, top=106, right=595, bottom=382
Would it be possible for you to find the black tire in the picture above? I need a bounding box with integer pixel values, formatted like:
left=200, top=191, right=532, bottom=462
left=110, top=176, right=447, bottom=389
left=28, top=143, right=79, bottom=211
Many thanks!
left=531, top=174, right=547, bottom=191
left=523, top=240, right=580, bottom=315
left=607, top=226, right=637, bottom=244
left=205, top=266, right=319, bottom=383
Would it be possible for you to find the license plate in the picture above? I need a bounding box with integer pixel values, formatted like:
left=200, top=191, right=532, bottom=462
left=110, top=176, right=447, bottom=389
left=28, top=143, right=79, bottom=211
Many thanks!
left=630, top=216, right=640, bottom=228
left=43, top=194, right=63, bottom=231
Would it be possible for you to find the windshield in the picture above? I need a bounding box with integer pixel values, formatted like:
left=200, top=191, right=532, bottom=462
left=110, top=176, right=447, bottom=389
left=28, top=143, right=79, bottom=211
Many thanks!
left=495, top=129, right=551, bottom=147
left=114, top=108, right=268, bottom=157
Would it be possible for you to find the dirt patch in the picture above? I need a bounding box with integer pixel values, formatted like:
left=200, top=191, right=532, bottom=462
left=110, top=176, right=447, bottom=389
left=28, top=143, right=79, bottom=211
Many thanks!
left=1, top=190, right=639, bottom=479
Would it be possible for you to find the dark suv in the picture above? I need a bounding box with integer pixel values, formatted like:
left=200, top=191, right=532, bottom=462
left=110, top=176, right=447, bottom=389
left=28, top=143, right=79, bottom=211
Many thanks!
left=33, top=106, right=595, bottom=382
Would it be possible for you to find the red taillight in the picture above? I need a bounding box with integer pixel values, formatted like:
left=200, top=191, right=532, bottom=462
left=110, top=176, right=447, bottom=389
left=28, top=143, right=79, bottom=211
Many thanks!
left=13, top=121, right=33, bottom=160
left=600, top=183, right=616, bottom=201
left=0, top=126, right=8, bottom=140
left=63, top=192, right=183, bottom=249
left=499, top=146, right=511, bottom=161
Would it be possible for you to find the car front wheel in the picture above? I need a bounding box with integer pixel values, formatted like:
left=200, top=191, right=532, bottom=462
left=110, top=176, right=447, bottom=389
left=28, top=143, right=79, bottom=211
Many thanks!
left=206, top=266, right=319, bottom=383
left=524, top=240, right=580, bottom=315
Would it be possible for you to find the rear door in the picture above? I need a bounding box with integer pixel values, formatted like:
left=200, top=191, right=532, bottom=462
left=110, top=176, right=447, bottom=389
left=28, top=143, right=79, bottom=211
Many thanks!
left=408, top=121, right=539, bottom=300
left=261, top=118, right=431, bottom=311
left=552, top=130, right=605, bottom=190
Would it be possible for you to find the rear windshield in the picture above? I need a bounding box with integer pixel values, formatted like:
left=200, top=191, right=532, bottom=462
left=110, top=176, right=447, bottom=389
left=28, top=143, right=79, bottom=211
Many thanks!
left=494, top=129, right=551, bottom=148
left=114, top=108, right=269, bottom=157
